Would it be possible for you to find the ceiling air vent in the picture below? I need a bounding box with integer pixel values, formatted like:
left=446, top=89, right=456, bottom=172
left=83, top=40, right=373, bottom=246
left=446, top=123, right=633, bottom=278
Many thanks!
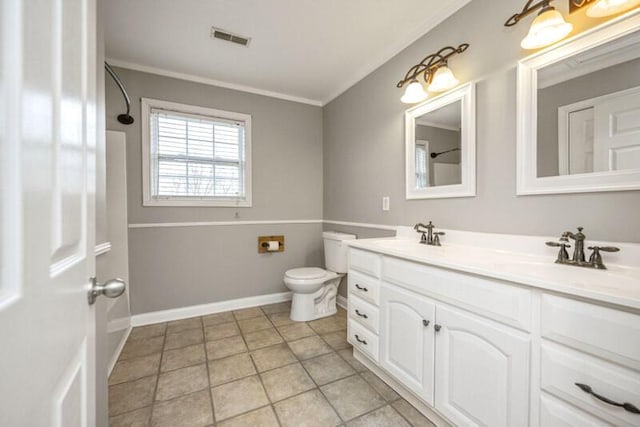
left=210, top=27, right=251, bottom=47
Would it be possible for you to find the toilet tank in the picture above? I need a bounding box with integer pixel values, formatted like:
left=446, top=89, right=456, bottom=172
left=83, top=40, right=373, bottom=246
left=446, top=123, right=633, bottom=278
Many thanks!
left=323, top=231, right=357, bottom=273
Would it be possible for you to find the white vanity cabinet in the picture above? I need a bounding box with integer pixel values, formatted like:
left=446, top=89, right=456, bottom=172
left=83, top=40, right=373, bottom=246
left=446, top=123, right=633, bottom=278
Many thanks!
left=346, top=245, right=640, bottom=427
left=379, top=278, right=530, bottom=427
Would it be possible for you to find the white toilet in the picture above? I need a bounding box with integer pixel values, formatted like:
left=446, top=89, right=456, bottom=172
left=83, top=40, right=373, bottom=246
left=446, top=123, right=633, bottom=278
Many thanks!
left=284, top=231, right=356, bottom=321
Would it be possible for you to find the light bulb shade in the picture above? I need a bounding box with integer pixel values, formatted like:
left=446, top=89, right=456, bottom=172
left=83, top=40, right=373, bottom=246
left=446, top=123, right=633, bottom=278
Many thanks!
left=521, top=8, right=573, bottom=50
left=587, top=0, right=640, bottom=17
left=401, top=81, right=428, bottom=104
left=428, top=66, right=459, bottom=92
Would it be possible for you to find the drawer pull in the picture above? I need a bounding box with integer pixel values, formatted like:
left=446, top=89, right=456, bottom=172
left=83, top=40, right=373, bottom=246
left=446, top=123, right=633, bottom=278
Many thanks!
left=575, top=383, right=640, bottom=414
left=355, top=284, right=368, bottom=292
left=434, top=324, right=442, bottom=332
left=355, top=309, right=368, bottom=319
left=423, top=319, right=430, bottom=327
left=355, top=334, right=367, bottom=345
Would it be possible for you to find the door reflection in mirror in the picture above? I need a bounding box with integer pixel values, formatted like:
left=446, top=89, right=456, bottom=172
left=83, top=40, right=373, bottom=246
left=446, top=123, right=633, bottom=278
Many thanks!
left=536, top=31, right=640, bottom=178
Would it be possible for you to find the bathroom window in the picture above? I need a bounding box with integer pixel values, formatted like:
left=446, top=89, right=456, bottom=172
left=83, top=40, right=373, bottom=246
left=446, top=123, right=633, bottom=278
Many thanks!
left=141, top=98, right=252, bottom=207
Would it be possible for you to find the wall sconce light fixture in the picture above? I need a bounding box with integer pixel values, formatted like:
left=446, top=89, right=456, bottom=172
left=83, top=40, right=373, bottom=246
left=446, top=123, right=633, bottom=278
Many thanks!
left=397, top=44, right=469, bottom=104
left=505, top=1, right=573, bottom=49
left=507, top=0, right=640, bottom=50
left=572, top=0, right=640, bottom=17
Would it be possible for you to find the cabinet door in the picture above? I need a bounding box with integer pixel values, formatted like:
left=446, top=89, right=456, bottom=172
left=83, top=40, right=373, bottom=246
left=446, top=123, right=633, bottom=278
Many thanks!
left=435, top=305, right=530, bottom=427
left=380, top=284, right=436, bottom=404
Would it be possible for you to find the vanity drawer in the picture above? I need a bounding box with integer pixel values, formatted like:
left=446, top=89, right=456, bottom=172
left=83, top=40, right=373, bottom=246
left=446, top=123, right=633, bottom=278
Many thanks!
left=382, top=256, right=532, bottom=331
left=348, top=270, right=379, bottom=305
left=540, top=393, right=609, bottom=427
left=541, top=341, right=640, bottom=426
left=348, top=294, right=379, bottom=334
left=349, top=248, right=381, bottom=278
left=541, top=294, right=640, bottom=370
left=348, top=319, right=379, bottom=362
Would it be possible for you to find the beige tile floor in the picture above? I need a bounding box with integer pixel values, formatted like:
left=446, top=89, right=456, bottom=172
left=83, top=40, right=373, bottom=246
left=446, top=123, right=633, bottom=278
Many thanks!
left=109, top=302, right=436, bottom=427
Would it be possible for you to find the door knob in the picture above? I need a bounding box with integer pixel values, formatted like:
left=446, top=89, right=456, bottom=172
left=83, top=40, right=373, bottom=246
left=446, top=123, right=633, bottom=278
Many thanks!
left=88, top=277, right=126, bottom=305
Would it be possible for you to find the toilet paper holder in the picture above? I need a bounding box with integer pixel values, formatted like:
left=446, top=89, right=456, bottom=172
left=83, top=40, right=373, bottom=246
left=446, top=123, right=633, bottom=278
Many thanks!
left=258, top=235, right=285, bottom=253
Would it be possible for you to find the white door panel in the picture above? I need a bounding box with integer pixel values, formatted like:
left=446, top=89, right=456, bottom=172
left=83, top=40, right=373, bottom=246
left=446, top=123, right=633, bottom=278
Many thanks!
left=0, top=0, right=97, bottom=426
left=434, top=305, right=530, bottom=427
left=380, top=284, right=436, bottom=404
left=594, top=87, right=640, bottom=172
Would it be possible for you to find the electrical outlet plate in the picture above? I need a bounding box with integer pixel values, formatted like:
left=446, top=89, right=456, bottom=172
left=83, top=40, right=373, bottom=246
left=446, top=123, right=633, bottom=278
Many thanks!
left=382, top=196, right=390, bottom=211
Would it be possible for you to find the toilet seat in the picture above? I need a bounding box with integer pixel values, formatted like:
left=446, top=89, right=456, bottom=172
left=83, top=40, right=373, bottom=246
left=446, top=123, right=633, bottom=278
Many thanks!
left=285, top=267, right=327, bottom=280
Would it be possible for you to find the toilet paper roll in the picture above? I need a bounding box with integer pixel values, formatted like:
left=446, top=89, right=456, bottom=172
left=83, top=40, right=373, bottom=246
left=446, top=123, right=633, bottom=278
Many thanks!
left=267, top=241, right=280, bottom=251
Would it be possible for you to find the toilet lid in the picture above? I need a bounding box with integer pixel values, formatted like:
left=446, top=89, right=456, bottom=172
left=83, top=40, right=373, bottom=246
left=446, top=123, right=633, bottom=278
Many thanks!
left=286, top=267, right=326, bottom=280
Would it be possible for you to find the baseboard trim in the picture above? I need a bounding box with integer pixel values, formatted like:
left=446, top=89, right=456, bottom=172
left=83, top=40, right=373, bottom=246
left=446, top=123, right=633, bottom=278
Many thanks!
left=337, top=294, right=348, bottom=310
left=108, top=325, right=131, bottom=376
left=130, top=291, right=293, bottom=326
left=352, top=349, right=452, bottom=427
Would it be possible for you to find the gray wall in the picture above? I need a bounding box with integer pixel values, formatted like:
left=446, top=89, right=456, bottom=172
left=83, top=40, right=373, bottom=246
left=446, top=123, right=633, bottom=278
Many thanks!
left=323, top=0, right=640, bottom=243
left=537, top=58, right=640, bottom=177
left=106, top=68, right=324, bottom=314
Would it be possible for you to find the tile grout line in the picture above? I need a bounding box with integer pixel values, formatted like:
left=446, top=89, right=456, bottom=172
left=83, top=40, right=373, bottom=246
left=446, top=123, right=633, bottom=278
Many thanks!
left=200, top=316, right=218, bottom=426
left=148, top=322, right=168, bottom=427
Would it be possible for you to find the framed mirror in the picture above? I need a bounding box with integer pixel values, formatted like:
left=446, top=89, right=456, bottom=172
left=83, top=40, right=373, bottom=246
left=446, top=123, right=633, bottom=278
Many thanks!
left=517, top=11, right=640, bottom=195
left=405, top=83, right=476, bottom=199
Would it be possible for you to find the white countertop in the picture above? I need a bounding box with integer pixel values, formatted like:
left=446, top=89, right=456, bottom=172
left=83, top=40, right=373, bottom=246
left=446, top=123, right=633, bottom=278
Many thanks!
left=348, top=234, right=640, bottom=311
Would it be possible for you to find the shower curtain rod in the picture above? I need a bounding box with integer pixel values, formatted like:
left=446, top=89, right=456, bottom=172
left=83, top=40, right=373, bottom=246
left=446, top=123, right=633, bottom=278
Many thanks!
left=105, top=62, right=134, bottom=125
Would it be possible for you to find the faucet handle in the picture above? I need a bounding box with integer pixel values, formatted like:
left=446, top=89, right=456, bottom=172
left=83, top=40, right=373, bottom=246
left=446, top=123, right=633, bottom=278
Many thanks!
left=546, top=241, right=571, bottom=263
left=587, top=246, right=619, bottom=270
left=546, top=241, right=570, bottom=248
left=433, top=232, right=445, bottom=246
left=589, top=246, right=620, bottom=253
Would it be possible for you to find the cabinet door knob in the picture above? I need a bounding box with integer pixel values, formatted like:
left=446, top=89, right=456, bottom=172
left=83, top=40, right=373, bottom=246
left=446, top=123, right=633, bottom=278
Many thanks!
left=355, top=309, right=368, bottom=319
left=355, top=284, right=368, bottom=292
left=423, top=319, right=430, bottom=327
left=575, top=383, right=640, bottom=414
left=354, top=334, right=367, bottom=345
left=434, top=324, right=442, bottom=332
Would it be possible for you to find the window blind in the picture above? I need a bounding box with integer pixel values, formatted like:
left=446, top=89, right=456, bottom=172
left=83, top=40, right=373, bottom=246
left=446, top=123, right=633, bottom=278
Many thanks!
left=149, top=108, right=246, bottom=199
left=415, top=144, right=428, bottom=187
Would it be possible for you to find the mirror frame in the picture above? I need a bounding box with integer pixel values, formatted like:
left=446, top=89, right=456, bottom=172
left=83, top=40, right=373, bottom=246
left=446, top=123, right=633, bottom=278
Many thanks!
left=405, top=83, right=476, bottom=200
left=516, top=10, right=640, bottom=195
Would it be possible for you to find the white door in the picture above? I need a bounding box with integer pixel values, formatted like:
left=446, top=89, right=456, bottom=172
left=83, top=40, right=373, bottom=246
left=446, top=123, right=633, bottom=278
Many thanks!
left=0, top=0, right=98, bottom=426
left=380, top=284, right=436, bottom=404
left=434, top=306, right=530, bottom=427
left=593, top=87, right=640, bottom=173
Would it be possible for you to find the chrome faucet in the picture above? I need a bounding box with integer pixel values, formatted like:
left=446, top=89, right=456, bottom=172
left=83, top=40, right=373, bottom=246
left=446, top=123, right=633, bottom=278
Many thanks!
left=414, top=221, right=445, bottom=246
left=546, top=226, right=619, bottom=270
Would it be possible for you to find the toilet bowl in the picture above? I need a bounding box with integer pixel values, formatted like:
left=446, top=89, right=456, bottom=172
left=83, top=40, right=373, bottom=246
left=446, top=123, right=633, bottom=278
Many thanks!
left=284, top=268, right=342, bottom=321
left=283, top=231, right=356, bottom=321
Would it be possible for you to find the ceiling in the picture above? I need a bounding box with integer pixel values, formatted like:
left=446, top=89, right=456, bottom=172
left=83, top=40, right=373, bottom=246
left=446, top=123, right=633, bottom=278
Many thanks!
left=103, top=0, right=471, bottom=105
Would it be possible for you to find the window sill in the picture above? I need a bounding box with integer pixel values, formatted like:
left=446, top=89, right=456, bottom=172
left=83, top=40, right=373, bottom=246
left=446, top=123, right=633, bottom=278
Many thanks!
left=143, top=197, right=252, bottom=207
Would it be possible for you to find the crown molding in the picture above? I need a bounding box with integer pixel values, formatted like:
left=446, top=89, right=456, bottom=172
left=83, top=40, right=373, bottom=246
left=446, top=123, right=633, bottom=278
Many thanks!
left=105, top=58, right=324, bottom=107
